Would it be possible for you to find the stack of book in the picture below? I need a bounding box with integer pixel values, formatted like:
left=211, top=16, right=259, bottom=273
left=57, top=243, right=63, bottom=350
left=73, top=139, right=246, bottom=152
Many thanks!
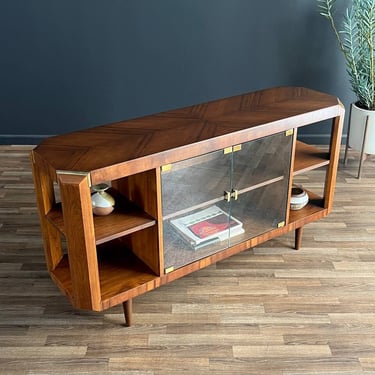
left=170, top=205, right=244, bottom=250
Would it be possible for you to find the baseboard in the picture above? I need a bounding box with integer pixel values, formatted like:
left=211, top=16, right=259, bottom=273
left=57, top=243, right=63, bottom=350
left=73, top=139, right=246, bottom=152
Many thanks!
left=0, top=134, right=54, bottom=145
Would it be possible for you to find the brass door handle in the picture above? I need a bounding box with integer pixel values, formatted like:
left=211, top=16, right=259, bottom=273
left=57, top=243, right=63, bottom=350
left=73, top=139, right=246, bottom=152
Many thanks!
left=224, top=191, right=231, bottom=202
left=231, top=189, right=239, bottom=201
left=224, top=189, right=238, bottom=202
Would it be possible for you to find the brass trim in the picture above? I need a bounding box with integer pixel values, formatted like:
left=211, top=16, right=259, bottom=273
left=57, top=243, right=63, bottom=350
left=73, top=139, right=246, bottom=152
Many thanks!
left=224, top=144, right=241, bottom=154
left=277, top=221, right=286, bottom=228
left=285, top=129, right=294, bottom=137
left=231, top=189, right=239, bottom=201
left=56, top=170, right=92, bottom=187
left=233, top=144, right=242, bottom=152
left=165, top=266, right=174, bottom=274
left=161, top=164, right=172, bottom=172
left=224, top=190, right=231, bottom=202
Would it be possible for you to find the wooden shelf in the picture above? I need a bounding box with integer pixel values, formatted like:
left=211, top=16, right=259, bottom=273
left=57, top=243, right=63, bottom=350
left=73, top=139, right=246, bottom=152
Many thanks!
left=288, top=190, right=325, bottom=224
left=50, top=255, right=73, bottom=300
left=293, top=141, right=330, bottom=175
left=97, top=244, right=158, bottom=304
left=47, top=199, right=156, bottom=245
left=51, top=245, right=158, bottom=310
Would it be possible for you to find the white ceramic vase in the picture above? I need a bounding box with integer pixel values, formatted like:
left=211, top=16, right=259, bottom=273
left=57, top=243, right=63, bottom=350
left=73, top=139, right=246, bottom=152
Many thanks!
left=290, top=186, right=309, bottom=211
left=348, top=103, right=375, bottom=155
left=91, top=183, right=115, bottom=216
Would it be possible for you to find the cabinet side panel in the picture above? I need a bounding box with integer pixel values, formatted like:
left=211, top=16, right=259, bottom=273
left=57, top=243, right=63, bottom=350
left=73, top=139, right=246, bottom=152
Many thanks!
left=113, top=168, right=163, bottom=274
left=114, top=170, right=159, bottom=218
left=324, top=114, right=344, bottom=210
left=58, top=173, right=102, bottom=311
left=155, top=167, right=164, bottom=274
left=30, top=151, right=63, bottom=271
left=124, top=226, right=161, bottom=275
left=286, top=129, right=298, bottom=224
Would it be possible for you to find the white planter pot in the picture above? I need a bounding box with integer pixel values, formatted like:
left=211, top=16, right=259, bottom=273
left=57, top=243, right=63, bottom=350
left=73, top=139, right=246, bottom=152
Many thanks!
left=348, top=103, right=375, bottom=154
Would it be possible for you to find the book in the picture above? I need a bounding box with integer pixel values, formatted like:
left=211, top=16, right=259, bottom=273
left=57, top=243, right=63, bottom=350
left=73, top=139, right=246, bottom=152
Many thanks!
left=170, top=205, right=244, bottom=250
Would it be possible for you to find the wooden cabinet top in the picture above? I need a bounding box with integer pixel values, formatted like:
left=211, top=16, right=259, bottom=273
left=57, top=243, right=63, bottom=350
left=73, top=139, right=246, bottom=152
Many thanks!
left=32, top=86, right=344, bottom=184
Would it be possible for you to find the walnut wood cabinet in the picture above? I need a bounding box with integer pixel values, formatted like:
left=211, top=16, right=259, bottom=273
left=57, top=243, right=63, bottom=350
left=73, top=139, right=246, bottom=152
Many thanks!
left=31, top=87, right=344, bottom=325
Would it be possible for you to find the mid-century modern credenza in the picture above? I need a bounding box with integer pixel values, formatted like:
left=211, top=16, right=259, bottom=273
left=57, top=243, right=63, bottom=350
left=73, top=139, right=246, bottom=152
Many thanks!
left=31, top=86, right=344, bottom=325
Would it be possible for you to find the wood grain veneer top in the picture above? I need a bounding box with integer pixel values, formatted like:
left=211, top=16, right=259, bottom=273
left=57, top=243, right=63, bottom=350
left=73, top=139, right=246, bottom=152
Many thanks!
left=32, top=86, right=344, bottom=183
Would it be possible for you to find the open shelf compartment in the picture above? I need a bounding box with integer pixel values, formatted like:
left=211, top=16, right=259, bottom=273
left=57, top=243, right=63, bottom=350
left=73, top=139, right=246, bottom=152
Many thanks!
left=97, top=242, right=158, bottom=304
left=293, top=141, right=330, bottom=175
left=50, top=240, right=158, bottom=310
left=46, top=189, right=156, bottom=245
left=288, top=190, right=325, bottom=224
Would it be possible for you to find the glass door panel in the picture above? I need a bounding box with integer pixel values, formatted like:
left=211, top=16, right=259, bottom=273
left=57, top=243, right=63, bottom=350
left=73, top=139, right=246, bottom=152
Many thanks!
left=231, top=132, right=293, bottom=191
left=161, top=150, right=230, bottom=218
left=229, top=131, right=293, bottom=245
left=228, top=178, right=290, bottom=247
left=161, top=131, right=293, bottom=272
left=162, top=150, right=232, bottom=271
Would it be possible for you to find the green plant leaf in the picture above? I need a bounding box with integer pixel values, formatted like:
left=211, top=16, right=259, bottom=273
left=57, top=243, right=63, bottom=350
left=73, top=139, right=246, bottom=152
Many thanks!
left=318, top=0, right=375, bottom=109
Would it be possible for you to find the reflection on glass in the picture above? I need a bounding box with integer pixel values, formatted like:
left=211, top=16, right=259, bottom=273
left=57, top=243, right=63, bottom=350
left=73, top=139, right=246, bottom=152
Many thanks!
left=162, top=131, right=293, bottom=272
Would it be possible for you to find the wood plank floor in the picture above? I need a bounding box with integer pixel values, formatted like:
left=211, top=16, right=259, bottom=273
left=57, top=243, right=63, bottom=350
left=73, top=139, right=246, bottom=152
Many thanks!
left=1, top=144, right=375, bottom=375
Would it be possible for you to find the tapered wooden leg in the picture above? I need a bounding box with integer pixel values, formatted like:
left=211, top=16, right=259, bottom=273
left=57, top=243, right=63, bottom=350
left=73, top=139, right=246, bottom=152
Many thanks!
left=123, top=299, right=133, bottom=327
left=295, top=227, right=304, bottom=250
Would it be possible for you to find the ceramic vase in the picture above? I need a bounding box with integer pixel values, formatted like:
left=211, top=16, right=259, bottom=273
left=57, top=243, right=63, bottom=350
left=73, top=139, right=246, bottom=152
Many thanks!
left=290, top=186, right=309, bottom=211
left=91, top=183, right=115, bottom=216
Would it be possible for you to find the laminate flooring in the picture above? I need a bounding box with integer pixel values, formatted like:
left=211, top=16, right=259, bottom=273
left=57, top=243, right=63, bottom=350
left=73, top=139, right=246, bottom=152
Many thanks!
left=1, top=145, right=375, bottom=375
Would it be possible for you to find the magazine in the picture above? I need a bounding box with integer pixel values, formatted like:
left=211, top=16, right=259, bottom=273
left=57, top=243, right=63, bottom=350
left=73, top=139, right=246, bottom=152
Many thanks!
left=170, top=205, right=244, bottom=249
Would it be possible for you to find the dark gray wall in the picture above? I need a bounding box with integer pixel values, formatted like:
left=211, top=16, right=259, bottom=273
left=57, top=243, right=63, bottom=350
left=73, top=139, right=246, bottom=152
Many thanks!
left=1, top=0, right=353, bottom=144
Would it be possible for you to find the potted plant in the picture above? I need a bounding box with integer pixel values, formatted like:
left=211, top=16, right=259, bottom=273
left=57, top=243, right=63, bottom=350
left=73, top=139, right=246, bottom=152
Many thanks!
left=318, top=0, right=375, bottom=162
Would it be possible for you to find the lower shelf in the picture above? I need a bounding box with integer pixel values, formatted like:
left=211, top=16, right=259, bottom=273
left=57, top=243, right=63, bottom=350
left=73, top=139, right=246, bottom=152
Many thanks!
left=289, top=190, right=325, bottom=224
left=51, top=243, right=158, bottom=311
left=47, top=199, right=156, bottom=246
left=97, top=244, right=158, bottom=304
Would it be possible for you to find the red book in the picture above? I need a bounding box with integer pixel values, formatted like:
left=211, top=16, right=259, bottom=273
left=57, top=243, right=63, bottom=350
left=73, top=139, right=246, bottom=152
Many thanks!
left=188, top=214, right=239, bottom=239
left=170, top=205, right=244, bottom=249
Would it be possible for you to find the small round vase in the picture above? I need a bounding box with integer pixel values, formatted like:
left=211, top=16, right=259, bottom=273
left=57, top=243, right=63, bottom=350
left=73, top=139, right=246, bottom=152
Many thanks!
left=290, top=186, right=309, bottom=211
left=91, top=183, right=115, bottom=216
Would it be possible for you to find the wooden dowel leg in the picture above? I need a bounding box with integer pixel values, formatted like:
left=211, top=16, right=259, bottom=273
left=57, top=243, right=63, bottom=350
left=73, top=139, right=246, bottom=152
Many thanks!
left=123, top=299, right=133, bottom=327
left=357, top=115, right=370, bottom=179
left=295, top=227, right=304, bottom=250
left=343, top=104, right=353, bottom=166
